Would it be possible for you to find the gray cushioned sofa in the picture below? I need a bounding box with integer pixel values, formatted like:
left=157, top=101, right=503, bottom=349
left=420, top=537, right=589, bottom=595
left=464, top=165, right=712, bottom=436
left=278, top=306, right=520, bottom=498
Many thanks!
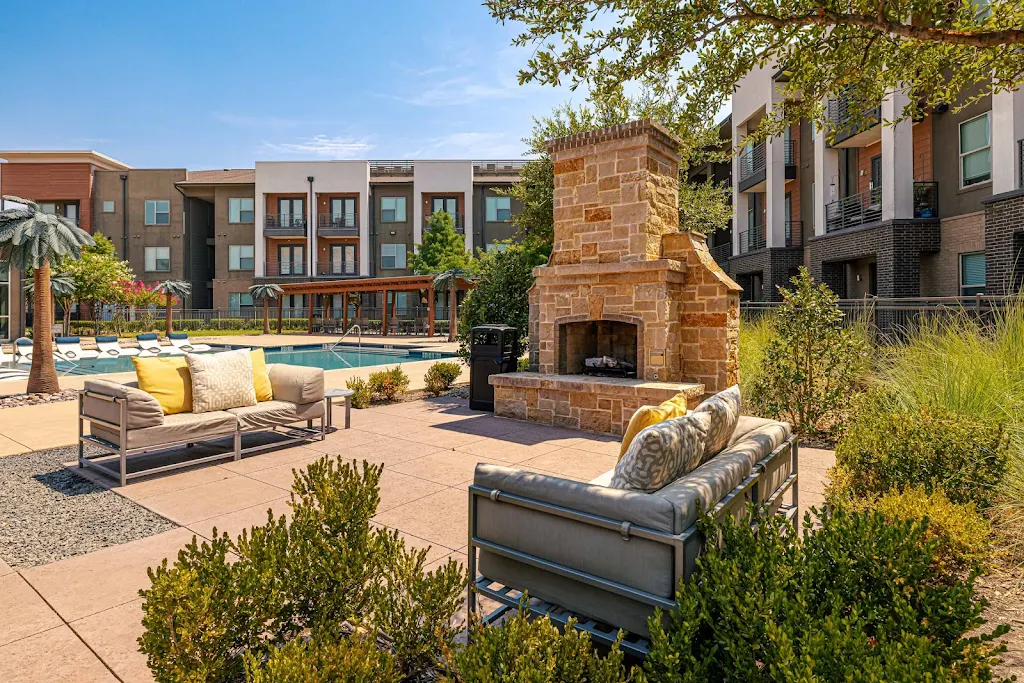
left=468, top=415, right=797, bottom=655
left=78, top=364, right=326, bottom=486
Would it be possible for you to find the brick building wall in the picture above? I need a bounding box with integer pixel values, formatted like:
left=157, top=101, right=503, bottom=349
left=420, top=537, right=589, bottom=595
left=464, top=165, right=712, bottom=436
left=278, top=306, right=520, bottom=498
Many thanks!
left=983, top=191, right=1024, bottom=296
left=920, top=211, right=985, bottom=296
left=728, top=247, right=804, bottom=301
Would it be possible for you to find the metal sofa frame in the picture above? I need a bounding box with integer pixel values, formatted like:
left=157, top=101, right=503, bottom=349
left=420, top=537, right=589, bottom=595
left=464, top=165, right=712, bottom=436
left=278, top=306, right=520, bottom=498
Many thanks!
left=467, top=435, right=798, bottom=657
left=77, top=390, right=327, bottom=487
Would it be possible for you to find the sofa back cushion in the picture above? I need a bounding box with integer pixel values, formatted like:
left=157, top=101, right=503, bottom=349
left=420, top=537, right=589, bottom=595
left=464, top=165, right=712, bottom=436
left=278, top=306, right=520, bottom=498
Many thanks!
left=249, top=349, right=273, bottom=402
left=185, top=349, right=257, bottom=413
left=693, top=385, right=741, bottom=461
left=132, top=356, right=193, bottom=415
left=268, top=363, right=325, bottom=404
left=618, top=393, right=689, bottom=460
left=610, top=411, right=711, bottom=492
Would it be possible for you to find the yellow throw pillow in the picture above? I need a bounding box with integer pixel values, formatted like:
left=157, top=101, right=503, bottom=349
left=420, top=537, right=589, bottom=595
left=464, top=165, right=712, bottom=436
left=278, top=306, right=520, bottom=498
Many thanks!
left=618, top=393, right=689, bottom=459
left=132, top=356, right=192, bottom=415
left=250, top=349, right=273, bottom=402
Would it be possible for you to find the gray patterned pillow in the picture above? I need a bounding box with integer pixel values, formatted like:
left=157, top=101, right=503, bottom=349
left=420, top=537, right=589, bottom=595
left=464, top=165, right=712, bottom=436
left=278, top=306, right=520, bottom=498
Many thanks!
left=185, top=350, right=257, bottom=413
left=694, top=385, right=741, bottom=461
left=610, top=411, right=712, bottom=492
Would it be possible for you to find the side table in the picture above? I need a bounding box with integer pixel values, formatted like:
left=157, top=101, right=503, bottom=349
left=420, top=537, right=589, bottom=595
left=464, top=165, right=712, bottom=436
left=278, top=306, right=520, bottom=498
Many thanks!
left=325, top=388, right=354, bottom=430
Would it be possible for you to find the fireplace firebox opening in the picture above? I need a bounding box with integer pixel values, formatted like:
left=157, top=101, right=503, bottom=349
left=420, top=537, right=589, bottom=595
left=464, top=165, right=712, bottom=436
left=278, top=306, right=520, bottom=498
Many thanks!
left=558, top=320, right=639, bottom=378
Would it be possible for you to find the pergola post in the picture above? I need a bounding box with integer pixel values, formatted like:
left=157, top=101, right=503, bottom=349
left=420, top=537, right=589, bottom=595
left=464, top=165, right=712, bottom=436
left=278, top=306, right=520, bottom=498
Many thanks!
left=392, top=290, right=398, bottom=319
left=307, top=293, right=314, bottom=334
left=276, top=296, right=283, bottom=334
left=381, top=289, right=388, bottom=337
left=342, top=293, right=349, bottom=332
left=428, top=286, right=435, bottom=337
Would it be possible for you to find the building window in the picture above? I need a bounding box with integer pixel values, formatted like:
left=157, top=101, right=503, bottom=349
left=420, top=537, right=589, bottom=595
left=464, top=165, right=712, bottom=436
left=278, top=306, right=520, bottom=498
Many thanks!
left=229, top=245, right=254, bottom=271
left=145, top=200, right=171, bottom=225
left=278, top=245, right=305, bottom=275
left=229, top=198, right=254, bottom=223
left=486, top=243, right=509, bottom=253
left=145, top=246, right=170, bottom=272
left=102, top=200, right=115, bottom=213
left=959, top=112, right=991, bottom=188
left=330, top=244, right=356, bottom=275
left=228, top=293, right=254, bottom=310
left=486, top=196, right=512, bottom=222
left=960, top=252, right=986, bottom=295
left=380, top=197, right=406, bottom=222
left=381, top=243, right=407, bottom=269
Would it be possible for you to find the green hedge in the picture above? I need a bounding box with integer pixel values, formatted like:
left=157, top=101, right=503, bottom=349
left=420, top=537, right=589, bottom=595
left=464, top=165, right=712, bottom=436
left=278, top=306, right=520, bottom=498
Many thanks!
left=68, top=318, right=312, bottom=336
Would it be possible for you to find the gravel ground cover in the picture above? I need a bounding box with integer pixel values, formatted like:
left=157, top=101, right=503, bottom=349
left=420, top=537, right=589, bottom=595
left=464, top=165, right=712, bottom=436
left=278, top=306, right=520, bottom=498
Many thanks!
left=0, top=389, right=79, bottom=409
left=0, top=445, right=177, bottom=568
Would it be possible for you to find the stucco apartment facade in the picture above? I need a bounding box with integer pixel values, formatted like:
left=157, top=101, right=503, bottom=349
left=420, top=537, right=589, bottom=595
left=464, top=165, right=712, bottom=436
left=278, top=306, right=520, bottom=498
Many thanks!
left=720, top=66, right=1024, bottom=302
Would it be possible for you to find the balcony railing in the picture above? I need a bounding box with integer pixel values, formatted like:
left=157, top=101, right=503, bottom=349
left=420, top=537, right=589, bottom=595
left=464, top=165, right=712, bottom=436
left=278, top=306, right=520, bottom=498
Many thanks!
left=709, top=242, right=732, bottom=264
left=826, top=96, right=881, bottom=144
left=785, top=220, right=802, bottom=247
left=319, top=261, right=359, bottom=277
left=369, top=160, right=414, bottom=176
left=472, top=160, right=528, bottom=175
left=1018, top=139, right=1023, bottom=189
left=263, top=261, right=307, bottom=277
left=826, top=187, right=882, bottom=232
left=739, top=224, right=766, bottom=254
left=317, top=213, right=359, bottom=236
left=424, top=211, right=464, bottom=234
left=738, top=143, right=765, bottom=182
left=913, top=181, right=938, bottom=219
left=264, top=214, right=307, bottom=236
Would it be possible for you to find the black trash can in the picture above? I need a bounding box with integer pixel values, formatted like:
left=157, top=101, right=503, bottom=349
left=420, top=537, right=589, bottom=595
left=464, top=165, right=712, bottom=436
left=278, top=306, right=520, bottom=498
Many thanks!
left=468, top=324, right=520, bottom=411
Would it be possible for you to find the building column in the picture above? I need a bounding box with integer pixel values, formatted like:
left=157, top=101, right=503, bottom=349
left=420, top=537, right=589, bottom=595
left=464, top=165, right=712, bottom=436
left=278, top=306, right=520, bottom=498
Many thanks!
left=765, top=89, right=787, bottom=248
left=881, top=89, right=914, bottom=221
left=814, top=118, right=839, bottom=235
left=732, top=120, right=747, bottom=254
left=992, top=88, right=1024, bottom=194
left=255, top=193, right=266, bottom=277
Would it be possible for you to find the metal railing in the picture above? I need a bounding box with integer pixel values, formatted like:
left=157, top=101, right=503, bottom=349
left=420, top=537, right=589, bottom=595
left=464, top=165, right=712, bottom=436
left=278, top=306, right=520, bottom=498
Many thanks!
left=472, top=160, right=528, bottom=175
left=264, top=214, right=307, bottom=236
left=826, top=96, right=881, bottom=141
left=318, top=261, right=359, bottom=277
left=317, top=213, right=359, bottom=236
left=1018, top=139, right=1023, bottom=189
left=369, top=160, right=415, bottom=176
left=785, top=220, right=802, bottom=247
left=913, top=181, right=939, bottom=219
left=739, top=223, right=766, bottom=253
left=424, top=211, right=464, bottom=233
left=738, top=143, right=765, bottom=182
left=783, top=140, right=796, bottom=166
left=263, top=261, right=307, bottom=277
left=826, top=187, right=882, bottom=232
left=709, top=242, right=732, bottom=264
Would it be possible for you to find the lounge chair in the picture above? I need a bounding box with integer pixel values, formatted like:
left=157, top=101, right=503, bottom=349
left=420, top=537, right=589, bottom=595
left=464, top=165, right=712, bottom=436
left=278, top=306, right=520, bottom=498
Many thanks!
left=136, top=333, right=181, bottom=356
left=14, top=338, right=33, bottom=364
left=54, top=336, right=101, bottom=361
left=95, top=336, right=139, bottom=357
left=167, top=333, right=212, bottom=353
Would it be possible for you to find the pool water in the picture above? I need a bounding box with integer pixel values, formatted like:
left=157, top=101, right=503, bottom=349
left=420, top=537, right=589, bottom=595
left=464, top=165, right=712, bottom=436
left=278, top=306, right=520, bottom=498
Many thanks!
left=55, top=344, right=455, bottom=376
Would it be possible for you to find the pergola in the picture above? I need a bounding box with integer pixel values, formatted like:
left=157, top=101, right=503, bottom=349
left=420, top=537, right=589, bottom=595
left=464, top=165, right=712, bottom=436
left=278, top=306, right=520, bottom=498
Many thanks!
left=274, top=275, right=472, bottom=337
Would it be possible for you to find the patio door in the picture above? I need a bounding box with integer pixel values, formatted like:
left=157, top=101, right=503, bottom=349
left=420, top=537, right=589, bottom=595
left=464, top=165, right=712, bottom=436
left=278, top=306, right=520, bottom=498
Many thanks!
left=870, top=155, right=882, bottom=191
left=279, top=197, right=305, bottom=227
left=431, top=196, right=458, bottom=216
left=330, top=197, right=355, bottom=227
left=278, top=245, right=304, bottom=275
left=330, top=244, right=356, bottom=275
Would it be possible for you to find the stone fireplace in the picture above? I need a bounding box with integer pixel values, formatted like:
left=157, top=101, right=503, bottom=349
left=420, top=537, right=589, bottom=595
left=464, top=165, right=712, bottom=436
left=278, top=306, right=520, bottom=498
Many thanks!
left=490, top=120, right=741, bottom=435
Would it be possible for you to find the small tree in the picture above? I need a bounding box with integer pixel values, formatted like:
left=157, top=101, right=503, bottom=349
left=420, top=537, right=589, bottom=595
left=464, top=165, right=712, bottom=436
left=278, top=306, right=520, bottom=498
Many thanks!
left=61, top=233, right=133, bottom=331
left=410, top=211, right=471, bottom=275
left=249, top=283, right=284, bottom=335
left=153, top=280, right=191, bottom=336
left=752, top=268, right=869, bottom=436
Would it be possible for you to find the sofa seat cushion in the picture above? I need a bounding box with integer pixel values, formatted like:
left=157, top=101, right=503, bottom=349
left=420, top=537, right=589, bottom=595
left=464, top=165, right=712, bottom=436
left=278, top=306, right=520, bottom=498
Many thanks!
left=228, top=400, right=324, bottom=430
left=693, top=385, right=741, bottom=461
left=92, top=411, right=238, bottom=450
left=617, top=393, right=689, bottom=460
left=611, top=412, right=712, bottom=492
left=728, top=416, right=778, bottom=447
left=186, top=349, right=257, bottom=413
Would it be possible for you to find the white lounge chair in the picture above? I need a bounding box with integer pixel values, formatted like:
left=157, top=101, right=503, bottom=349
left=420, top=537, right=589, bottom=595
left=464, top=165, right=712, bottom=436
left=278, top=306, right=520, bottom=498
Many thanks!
left=13, top=338, right=33, bottom=364
left=54, top=336, right=100, bottom=361
left=135, top=333, right=182, bottom=356
left=95, top=335, right=139, bottom=357
left=167, top=333, right=212, bottom=353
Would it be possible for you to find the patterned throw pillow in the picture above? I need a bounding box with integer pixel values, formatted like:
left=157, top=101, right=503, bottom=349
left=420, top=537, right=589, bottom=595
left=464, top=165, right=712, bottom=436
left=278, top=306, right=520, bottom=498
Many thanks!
left=693, top=385, right=741, bottom=461
left=185, top=350, right=257, bottom=413
left=610, top=411, right=712, bottom=492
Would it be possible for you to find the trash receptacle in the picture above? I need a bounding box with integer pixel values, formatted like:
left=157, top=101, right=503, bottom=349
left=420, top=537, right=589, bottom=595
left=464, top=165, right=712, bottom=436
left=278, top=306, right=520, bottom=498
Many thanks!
left=469, top=324, right=519, bottom=411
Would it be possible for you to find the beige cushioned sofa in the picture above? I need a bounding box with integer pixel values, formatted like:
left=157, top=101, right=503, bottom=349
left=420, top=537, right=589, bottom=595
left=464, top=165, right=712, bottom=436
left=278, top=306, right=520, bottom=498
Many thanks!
left=468, top=414, right=797, bottom=656
left=78, top=364, right=326, bottom=486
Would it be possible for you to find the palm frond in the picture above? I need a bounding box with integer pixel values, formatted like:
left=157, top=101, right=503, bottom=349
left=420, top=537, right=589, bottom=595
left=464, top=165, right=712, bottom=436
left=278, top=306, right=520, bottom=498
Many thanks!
left=0, top=202, right=94, bottom=270
left=25, top=274, right=75, bottom=297
left=248, top=283, right=284, bottom=300
left=153, top=280, right=192, bottom=298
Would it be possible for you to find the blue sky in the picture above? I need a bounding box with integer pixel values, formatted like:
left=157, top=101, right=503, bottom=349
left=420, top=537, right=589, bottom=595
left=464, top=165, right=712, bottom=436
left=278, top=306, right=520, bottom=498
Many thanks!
left=0, top=0, right=577, bottom=168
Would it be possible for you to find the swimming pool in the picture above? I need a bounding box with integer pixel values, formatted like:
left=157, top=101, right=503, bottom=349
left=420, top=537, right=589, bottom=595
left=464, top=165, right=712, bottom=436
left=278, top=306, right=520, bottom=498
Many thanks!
left=53, top=344, right=455, bottom=376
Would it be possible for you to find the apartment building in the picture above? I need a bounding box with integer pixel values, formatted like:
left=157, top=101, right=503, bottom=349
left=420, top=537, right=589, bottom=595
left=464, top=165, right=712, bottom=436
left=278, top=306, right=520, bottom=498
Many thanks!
left=721, top=67, right=1024, bottom=301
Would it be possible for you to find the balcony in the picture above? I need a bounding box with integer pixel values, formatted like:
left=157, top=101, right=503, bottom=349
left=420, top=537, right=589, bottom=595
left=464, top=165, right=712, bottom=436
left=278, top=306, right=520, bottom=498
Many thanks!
left=826, top=188, right=882, bottom=233
left=913, top=182, right=938, bottom=219
left=424, top=212, right=464, bottom=234
left=317, top=213, right=359, bottom=237
left=318, top=260, right=359, bottom=278
left=472, top=160, right=527, bottom=176
left=709, top=241, right=732, bottom=264
left=827, top=96, right=881, bottom=148
left=739, top=224, right=766, bottom=254
left=264, top=214, right=307, bottom=237
left=785, top=220, right=802, bottom=247
left=369, top=160, right=414, bottom=177
left=263, top=261, right=307, bottom=277
left=737, top=143, right=765, bottom=192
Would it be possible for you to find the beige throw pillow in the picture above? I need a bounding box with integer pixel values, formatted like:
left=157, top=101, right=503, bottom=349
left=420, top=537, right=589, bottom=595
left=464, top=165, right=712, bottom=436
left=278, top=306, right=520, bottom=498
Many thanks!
left=185, top=350, right=257, bottom=413
left=610, top=411, right=712, bottom=492
left=693, top=385, right=741, bottom=462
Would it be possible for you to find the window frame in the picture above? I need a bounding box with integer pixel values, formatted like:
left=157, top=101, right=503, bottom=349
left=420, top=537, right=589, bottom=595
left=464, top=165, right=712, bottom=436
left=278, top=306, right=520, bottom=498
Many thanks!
left=329, top=243, right=357, bottom=275
left=278, top=245, right=305, bottom=275
left=380, top=197, right=406, bottom=223
left=329, top=197, right=357, bottom=227
left=486, top=196, right=512, bottom=222
left=228, top=244, right=255, bottom=271
left=228, top=197, right=255, bottom=224
left=959, top=112, right=992, bottom=189
left=145, top=200, right=171, bottom=226
left=102, top=200, right=115, bottom=213
left=228, top=292, right=255, bottom=310
left=380, top=243, right=407, bottom=270
left=144, top=246, right=171, bottom=272
left=959, top=251, right=986, bottom=296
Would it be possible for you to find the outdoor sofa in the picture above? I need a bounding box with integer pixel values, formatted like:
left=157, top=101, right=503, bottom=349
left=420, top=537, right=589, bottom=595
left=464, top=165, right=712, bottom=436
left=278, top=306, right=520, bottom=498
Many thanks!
left=468, top=405, right=797, bottom=656
left=78, top=363, right=326, bottom=486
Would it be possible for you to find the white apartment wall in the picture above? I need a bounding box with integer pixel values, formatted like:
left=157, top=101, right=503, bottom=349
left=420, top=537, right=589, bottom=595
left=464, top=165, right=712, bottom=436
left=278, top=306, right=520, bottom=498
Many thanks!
left=254, top=161, right=370, bottom=277
left=992, top=89, right=1024, bottom=194
left=412, top=161, right=475, bottom=252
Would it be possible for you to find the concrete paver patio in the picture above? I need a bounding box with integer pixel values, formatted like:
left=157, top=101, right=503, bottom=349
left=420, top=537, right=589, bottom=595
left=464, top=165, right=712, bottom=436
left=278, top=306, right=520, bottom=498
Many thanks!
left=0, top=396, right=833, bottom=682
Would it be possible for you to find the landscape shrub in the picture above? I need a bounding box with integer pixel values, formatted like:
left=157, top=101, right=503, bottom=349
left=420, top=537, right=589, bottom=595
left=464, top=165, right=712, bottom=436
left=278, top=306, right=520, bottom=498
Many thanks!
left=517, top=355, right=529, bottom=372
left=840, top=486, right=993, bottom=581
left=751, top=268, right=871, bottom=438
left=368, top=366, right=410, bottom=402
left=345, top=377, right=373, bottom=409
left=244, top=636, right=400, bottom=683
left=829, top=390, right=1009, bottom=508
left=139, top=458, right=464, bottom=682
left=737, top=314, right=774, bottom=414
left=424, top=361, right=463, bottom=396
left=448, top=605, right=632, bottom=682
left=642, top=507, right=1008, bottom=681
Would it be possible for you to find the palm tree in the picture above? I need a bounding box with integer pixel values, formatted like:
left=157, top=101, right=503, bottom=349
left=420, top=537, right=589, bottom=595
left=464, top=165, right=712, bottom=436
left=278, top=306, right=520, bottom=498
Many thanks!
left=248, top=283, right=284, bottom=335
left=25, top=274, right=76, bottom=336
left=0, top=196, right=93, bottom=393
left=153, top=280, right=191, bottom=336
left=433, top=269, right=469, bottom=342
